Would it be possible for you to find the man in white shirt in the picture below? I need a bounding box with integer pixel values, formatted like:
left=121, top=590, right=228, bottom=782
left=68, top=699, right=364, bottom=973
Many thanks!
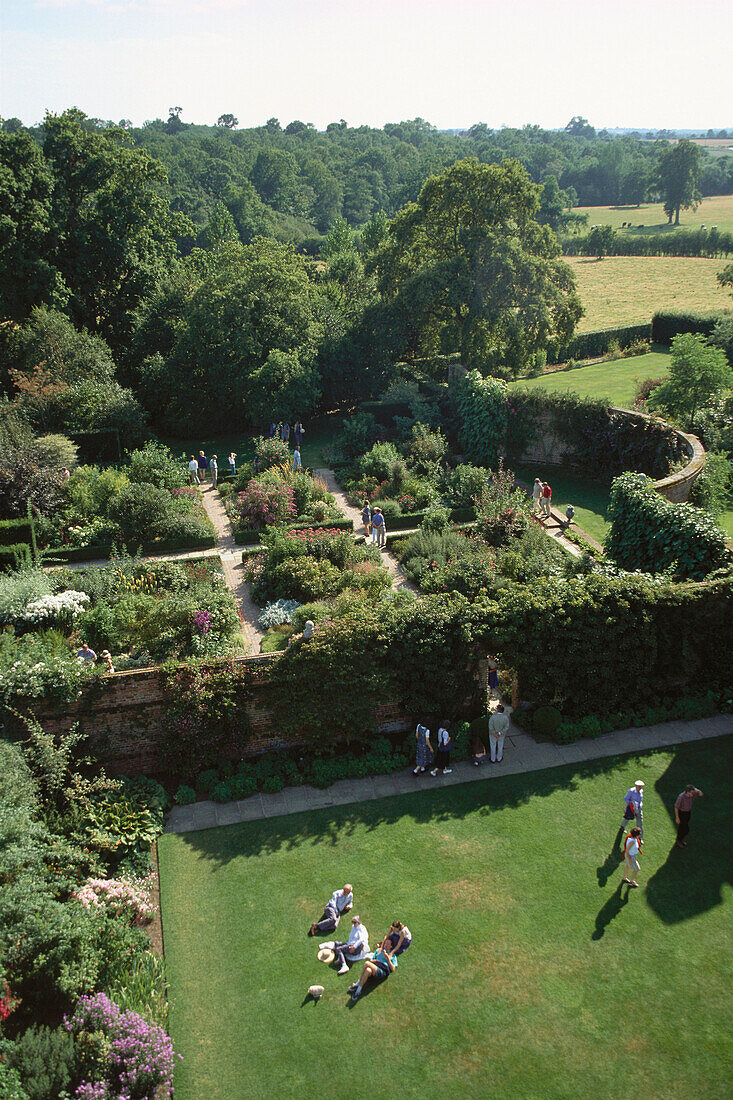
left=330, top=915, right=370, bottom=974
left=187, top=455, right=200, bottom=485
left=622, top=780, right=644, bottom=837
left=309, top=884, right=353, bottom=936
left=488, top=704, right=510, bottom=762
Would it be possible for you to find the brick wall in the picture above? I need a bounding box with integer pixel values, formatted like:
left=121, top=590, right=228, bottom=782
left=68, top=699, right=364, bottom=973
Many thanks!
left=33, top=652, right=489, bottom=777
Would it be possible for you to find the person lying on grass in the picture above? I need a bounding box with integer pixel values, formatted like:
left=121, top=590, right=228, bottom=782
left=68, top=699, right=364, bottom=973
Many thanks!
left=349, top=947, right=397, bottom=1001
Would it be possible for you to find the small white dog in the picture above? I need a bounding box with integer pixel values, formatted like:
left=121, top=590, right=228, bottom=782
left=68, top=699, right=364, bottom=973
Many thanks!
left=307, top=985, right=324, bottom=1001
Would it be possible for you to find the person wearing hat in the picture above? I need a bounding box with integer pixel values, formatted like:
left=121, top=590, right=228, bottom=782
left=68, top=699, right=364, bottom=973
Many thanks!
left=308, top=884, right=353, bottom=937
left=331, top=915, right=370, bottom=975
left=621, top=827, right=642, bottom=887
left=101, top=650, right=115, bottom=674
left=622, top=780, right=645, bottom=837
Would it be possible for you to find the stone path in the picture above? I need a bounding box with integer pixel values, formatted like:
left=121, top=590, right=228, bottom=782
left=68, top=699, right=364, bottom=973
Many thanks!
left=164, top=713, right=732, bottom=833
left=315, top=468, right=418, bottom=593
left=198, top=483, right=263, bottom=654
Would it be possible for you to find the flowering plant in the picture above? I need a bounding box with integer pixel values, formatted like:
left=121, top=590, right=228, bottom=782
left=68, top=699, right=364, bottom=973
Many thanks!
left=17, top=589, right=90, bottom=626
left=236, top=480, right=295, bottom=529
left=73, top=874, right=156, bottom=923
left=192, top=609, right=212, bottom=636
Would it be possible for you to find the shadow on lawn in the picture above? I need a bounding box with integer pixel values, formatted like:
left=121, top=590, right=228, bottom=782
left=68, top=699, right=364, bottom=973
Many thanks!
left=592, top=881, right=631, bottom=939
left=176, top=754, right=659, bottom=869
left=645, top=740, right=732, bottom=924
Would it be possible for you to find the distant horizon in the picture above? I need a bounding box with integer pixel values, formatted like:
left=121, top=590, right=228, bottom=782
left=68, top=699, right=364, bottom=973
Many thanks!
left=3, top=1, right=732, bottom=134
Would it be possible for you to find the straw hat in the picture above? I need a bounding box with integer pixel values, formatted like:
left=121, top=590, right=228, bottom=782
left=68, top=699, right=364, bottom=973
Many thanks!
left=317, top=948, right=335, bottom=964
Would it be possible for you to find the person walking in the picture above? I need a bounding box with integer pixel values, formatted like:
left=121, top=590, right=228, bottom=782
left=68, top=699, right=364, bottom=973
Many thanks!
left=542, top=480, right=552, bottom=518
left=282, top=421, right=290, bottom=442
left=674, top=785, right=703, bottom=848
left=622, top=780, right=644, bottom=838
left=489, top=704, right=510, bottom=762
left=361, top=500, right=372, bottom=538
left=228, top=451, right=237, bottom=476
left=431, top=721, right=453, bottom=775
left=560, top=504, right=575, bottom=532
left=532, top=477, right=543, bottom=515
left=187, top=455, right=200, bottom=485
left=294, top=420, right=304, bottom=448
left=621, top=827, right=642, bottom=887
left=269, top=422, right=277, bottom=439
left=209, top=454, right=218, bottom=488
left=371, top=507, right=386, bottom=548
left=413, top=721, right=433, bottom=775
left=293, top=447, right=302, bottom=472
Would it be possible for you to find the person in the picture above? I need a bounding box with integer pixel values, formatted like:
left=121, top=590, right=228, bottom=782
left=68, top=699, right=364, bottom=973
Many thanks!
left=431, top=722, right=452, bottom=776
left=188, top=455, right=200, bottom=485
left=293, top=448, right=302, bottom=472
left=349, top=946, right=397, bottom=1001
left=487, top=655, right=500, bottom=700
left=560, top=504, right=575, bottom=532
left=622, top=780, right=644, bottom=838
left=331, top=915, right=370, bottom=974
left=542, top=481, right=552, bottom=517
left=294, top=420, right=304, bottom=448
left=361, top=500, right=372, bottom=538
left=209, top=454, right=218, bottom=489
left=532, top=477, right=543, bottom=515
left=77, top=643, right=97, bottom=664
left=621, top=827, right=642, bottom=887
left=380, top=921, right=412, bottom=957
left=269, top=422, right=277, bottom=439
left=413, top=720, right=433, bottom=775
left=674, top=785, right=703, bottom=848
left=282, top=421, right=290, bottom=442
left=371, top=507, right=386, bottom=548
left=60, top=467, right=71, bottom=483
left=197, top=450, right=208, bottom=482
left=228, top=451, right=237, bottom=476
left=489, top=704, right=510, bottom=762
left=471, top=733, right=487, bottom=766
left=309, top=884, right=353, bottom=936
left=101, top=649, right=115, bottom=673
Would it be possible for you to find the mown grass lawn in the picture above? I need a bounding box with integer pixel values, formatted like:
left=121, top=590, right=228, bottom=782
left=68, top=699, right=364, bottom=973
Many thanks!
left=511, top=348, right=671, bottom=407
left=568, top=256, right=730, bottom=331
left=575, top=193, right=733, bottom=236
left=512, top=462, right=611, bottom=542
left=159, top=737, right=732, bottom=1100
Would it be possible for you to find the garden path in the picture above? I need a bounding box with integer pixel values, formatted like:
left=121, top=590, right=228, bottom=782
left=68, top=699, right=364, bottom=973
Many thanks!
left=164, top=713, right=733, bottom=832
left=315, top=468, right=418, bottom=593
left=198, top=482, right=263, bottom=653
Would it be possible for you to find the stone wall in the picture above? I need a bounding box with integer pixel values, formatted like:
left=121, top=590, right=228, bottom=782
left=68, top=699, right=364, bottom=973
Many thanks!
left=33, top=652, right=489, bottom=777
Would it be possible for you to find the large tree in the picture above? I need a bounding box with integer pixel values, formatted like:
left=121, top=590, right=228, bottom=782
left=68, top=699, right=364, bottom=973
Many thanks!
left=658, top=138, right=701, bottom=226
left=370, top=158, right=582, bottom=375
left=648, top=332, right=733, bottom=428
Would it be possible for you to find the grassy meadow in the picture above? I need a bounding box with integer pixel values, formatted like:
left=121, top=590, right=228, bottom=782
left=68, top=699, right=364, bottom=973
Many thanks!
left=512, top=349, right=671, bottom=406
left=569, top=256, right=730, bottom=331
left=575, top=193, right=733, bottom=235
left=158, top=737, right=733, bottom=1100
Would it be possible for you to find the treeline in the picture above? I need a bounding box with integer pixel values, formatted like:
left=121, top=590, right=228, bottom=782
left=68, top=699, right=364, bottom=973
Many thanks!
left=562, top=226, right=733, bottom=258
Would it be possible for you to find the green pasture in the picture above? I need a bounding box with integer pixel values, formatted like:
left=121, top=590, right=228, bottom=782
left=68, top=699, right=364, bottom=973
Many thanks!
left=159, top=737, right=733, bottom=1100
left=511, top=349, right=671, bottom=407
left=575, top=193, right=733, bottom=235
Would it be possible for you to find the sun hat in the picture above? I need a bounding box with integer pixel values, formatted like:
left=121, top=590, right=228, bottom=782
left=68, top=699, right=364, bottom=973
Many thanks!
left=634, top=780, right=645, bottom=787
left=317, top=948, right=335, bottom=964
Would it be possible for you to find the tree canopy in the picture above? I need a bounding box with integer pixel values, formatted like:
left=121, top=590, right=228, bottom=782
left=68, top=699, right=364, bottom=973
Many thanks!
left=658, top=138, right=701, bottom=226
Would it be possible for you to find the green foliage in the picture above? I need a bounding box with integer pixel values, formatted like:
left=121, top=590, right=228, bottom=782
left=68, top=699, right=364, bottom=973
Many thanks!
left=651, top=309, right=727, bottom=345
left=474, top=462, right=531, bottom=547
left=605, top=472, right=731, bottom=579
left=174, top=785, right=196, bottom=805
left=531, top=705, right=563, bottom=737
left=647, top=332, right=733, bottom=428
left=445, top=464, right=490, bottom=509
left=690, top=452, right=733, bottom=516
left=548, top=323, right=652, bottom=365
left=454, top=370, right=509, bottom=468
left=0, top=566, right=51, bottom=623
left=358, top=441, right=402, bottom=482
left=108, top=483, right=175, bottom=547
left=33, top=433, right=78, bottom=471
left=126, top=440, right=187, bottom=491
left=1, top=1025, right=77, bottom=1100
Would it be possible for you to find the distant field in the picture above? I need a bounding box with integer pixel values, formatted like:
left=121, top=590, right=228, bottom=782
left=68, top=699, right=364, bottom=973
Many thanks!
left=511, top=349, right=671, bottom=407
left=568, top=256, right=730, bottom=331
left=575, top=193, right=733, bottom=235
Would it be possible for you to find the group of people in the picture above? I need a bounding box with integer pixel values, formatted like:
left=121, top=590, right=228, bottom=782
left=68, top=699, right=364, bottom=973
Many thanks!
left=187, top=450, right=238, bottom=488
left=413, top=720, right=454, bottom=775
left=307, top=884, right=411, bottom=1002
left=531, top=476, right=575, bottom=531
left=619, top=778, right=703, bottom=887
left=361, top=501, right=386, bottom=548
left=77, top=642, right=114, bottom=673
left=268, top=420, right=305, bottom=448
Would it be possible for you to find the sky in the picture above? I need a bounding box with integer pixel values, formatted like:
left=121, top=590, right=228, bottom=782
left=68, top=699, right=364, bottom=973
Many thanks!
left=2, top=0, right=732, bottom=132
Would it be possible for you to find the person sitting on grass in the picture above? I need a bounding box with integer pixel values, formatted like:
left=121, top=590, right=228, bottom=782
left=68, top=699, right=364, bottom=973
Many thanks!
left=332, top=915, right=370, bottom=974
left=349, top=946, right=397, bottom=1001
left=379, top=920, right=412, bottom=957
left=309, top=884, right=353, bottom=936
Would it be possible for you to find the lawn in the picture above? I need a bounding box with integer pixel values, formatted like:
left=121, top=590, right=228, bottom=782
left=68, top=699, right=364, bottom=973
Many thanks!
left=158, top=737, right=733, bottom=1100
left=568, top=256, right=731, bottom=331
left=512, top=463, right=611, bottom=542
left=575, top=193, right=733, bottom=235
left=511, top=348, right=671, bottom=406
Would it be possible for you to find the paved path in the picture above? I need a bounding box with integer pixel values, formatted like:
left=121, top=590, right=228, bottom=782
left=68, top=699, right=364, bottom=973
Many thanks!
left=164, top=713, right=732, bottom=833
left=315, top=468, right=418, bottom=593
left=198, top=483, right=263, bottom=654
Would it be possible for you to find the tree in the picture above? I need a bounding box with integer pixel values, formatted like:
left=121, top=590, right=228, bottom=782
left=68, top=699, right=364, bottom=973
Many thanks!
left=371, top=158, right=582, bottom=375
left=564, top=116, right=596, bottom=139
left=587, top=224, right=616, bottom=260
left=217, top=113, right=238, bottom=129
left=265, top=118, right=281, bottom=133
left=718, top=264, right=733, bottom=296
left=648, top=333, right=733, bottom=428
left=658, top=139, right=701, bottom=225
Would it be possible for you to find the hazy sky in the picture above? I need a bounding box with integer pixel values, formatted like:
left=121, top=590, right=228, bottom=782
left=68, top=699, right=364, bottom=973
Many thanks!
left=2, top=0, right=732, bottom=131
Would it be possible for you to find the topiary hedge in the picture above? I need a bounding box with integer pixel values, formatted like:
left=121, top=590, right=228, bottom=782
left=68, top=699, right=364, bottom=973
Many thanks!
left=604, top=472, right=731, bottom=579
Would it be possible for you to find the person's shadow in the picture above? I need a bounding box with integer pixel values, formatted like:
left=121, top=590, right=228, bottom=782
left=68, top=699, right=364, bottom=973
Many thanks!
left=596, top=827, right=625, bottom=887
left=592, top=881, right=631, bottom=940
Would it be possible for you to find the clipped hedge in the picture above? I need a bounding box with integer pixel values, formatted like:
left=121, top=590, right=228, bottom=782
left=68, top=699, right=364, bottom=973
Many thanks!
left=604, top=472, right=731, bottom=579
left=44, top=532, right=217, bottom=563
left=0, top=542, right=32, bottom=571
left=548, top=323, right=652, bottom=364
left=651, top=310, right=729, bottom=345
left=386, top=506, right=475, bottom=531
left=562, top=227, right=733, bottom=259
left=0, top=517, right=34, bottom=547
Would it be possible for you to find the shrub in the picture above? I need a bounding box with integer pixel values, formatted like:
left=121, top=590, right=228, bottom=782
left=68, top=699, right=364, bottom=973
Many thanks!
left=532, top=705, right=563, bottom=737
left=651, top=310, right=726, bottom=345
left=330, top=411, right=378, bottom=464
left=605, top=472, right=731, bottom=579
left=2, top=1024, right=77, bottom=1100
left=690, top=452, right=733, bottom=516
left=174, top=784, right=196, bottom=805
left=211, top=781, right=233, bottom=803
left=127, top=440, right=187, bottom=491
left=420, top=503, right=452, bottom=533
left=0, top=566, right=51, bottom=624
left=258, top=598, right=302, bottom=629
left=34, top=433, right=79, bottom=471
left=376, top=499, right=402, bottom=521
left=445, top=464, right=490, bottom=509
left=358, top=442, right=402, bottom=482
left=254, top=435, right=290, bottom=469
left=633, top=377, right=666, bottom=410
left=262, top=775, right=285, bottom=794
left=454, top=370, right=508, bottom=467
left=108, top=484, right=174, bottom=546
left=236, top=480, right=296, bottom=529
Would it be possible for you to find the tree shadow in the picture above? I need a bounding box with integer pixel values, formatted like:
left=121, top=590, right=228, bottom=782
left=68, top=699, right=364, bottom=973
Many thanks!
left=592, top=881, right=631, bottom=940
left=596, top=826, right=625, bottom=887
